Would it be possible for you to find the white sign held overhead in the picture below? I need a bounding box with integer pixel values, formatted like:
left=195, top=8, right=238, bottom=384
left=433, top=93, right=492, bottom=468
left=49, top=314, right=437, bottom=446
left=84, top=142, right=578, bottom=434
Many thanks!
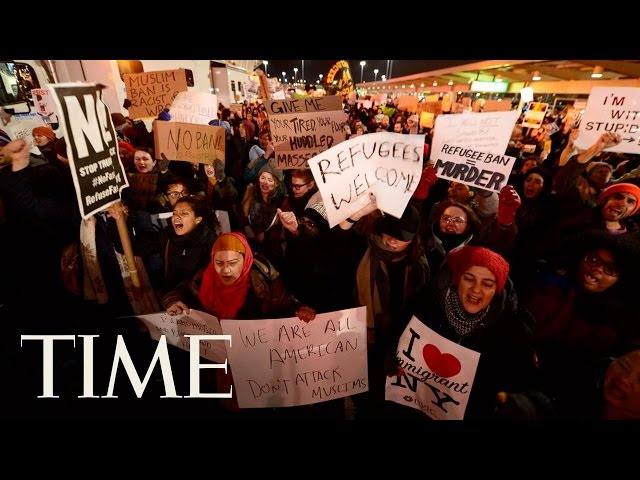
left=307, top=132, right=425, bottom=227
left=430, top=110, right=518, bottom=165
left=575, top=87, right=640, bottom=154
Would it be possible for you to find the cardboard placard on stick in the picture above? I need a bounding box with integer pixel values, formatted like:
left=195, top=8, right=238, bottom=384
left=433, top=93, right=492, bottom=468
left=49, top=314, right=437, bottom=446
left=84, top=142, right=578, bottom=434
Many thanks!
left=153, top=120, right=225, bottom=165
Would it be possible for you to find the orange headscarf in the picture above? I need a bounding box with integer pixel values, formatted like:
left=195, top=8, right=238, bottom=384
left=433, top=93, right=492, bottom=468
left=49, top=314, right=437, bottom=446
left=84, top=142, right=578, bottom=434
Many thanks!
left=198, top=232, right=254, bottom=319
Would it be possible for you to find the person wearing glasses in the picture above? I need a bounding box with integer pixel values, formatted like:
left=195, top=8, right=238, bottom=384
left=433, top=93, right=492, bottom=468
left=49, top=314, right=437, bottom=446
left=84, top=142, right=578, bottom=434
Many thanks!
left=287, top=169, right=322, bottom=218
left=520, top=231, right=640, bottom=415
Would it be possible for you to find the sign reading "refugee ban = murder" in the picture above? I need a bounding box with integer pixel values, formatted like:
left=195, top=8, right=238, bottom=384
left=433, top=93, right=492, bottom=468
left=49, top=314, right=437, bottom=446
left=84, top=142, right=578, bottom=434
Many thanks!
left=266, top=95, right=346, bottom=169
left=153, top=120, right=225, bottom=164
left=49, top=83, right=128, bottom=219
left=433, top=144, right=516, bottom=193
left=123, top=69, right=188, bottom=119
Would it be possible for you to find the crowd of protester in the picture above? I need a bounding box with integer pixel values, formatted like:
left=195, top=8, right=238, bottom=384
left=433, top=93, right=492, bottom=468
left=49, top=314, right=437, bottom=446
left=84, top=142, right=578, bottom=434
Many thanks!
left=2, top=95, right=639, bottom=420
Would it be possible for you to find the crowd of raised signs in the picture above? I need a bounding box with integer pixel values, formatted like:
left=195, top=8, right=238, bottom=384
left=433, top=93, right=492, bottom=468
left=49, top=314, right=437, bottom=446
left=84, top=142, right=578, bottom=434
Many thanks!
left=1, top=97, right=639, bottom=420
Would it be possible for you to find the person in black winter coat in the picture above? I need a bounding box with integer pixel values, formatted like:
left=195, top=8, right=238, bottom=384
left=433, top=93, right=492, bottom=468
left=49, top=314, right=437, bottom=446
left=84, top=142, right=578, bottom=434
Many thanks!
left=411, top=246, right=543, bottom=419
left=159, top=196, right=218, bottom=315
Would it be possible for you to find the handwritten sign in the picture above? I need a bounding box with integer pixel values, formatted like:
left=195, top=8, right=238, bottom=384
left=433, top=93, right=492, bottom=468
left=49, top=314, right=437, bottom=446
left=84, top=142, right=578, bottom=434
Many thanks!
left=575, top=86, right=640, bottom=154
left=123, top=69, right=188, bottom=119
left=220, top=307, right=368, bottom=408
left=136, top=309, right=227, bottom=363
left=153, top=120, right=225, bottom=165
left=385, top=316, right=480, bottom=420
left=266, top=96, right=346, bottom=169
left=49, top=83, right=128, bottom=218
left=5, top=112, right=46, bottom=154
left=430, top=110, right=518, bottom=168
left=31, top=88, right=59, bottom=124
left=308, top=132, right=425, bottom=227
left=433, top=143, right=516, bottom=193
left=168, top=91, right=218, bottom=125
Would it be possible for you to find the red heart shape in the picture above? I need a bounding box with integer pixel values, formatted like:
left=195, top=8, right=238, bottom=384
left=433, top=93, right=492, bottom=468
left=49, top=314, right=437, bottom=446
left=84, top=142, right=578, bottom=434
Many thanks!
left=422, top=344, right=461, bottom=378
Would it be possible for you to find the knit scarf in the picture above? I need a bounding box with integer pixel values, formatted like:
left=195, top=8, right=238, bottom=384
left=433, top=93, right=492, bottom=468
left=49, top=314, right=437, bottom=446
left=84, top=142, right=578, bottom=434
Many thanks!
left=357, top=234, right=409, bottom=329
left=198, top=233, right=254, bottom=319
left=445, top=288, right=489, bottom=336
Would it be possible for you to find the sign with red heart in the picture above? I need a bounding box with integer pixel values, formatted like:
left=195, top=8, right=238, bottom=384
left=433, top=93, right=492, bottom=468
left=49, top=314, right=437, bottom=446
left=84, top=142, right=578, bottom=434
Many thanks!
left=385, top=316, right=481, bottom=420
left=422, top=344, right=462, bottom=378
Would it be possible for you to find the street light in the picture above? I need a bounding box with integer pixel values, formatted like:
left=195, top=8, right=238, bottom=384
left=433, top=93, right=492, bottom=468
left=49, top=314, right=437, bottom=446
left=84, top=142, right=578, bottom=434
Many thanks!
left=263, top=60, right=268, bottom=77
left=293, top=68, right=298, bottom=83
left=319, top=73, right=323, bottom=83
left=359, top=61, right=366, bottom=83
left=374, top=68, right=379, bottom=82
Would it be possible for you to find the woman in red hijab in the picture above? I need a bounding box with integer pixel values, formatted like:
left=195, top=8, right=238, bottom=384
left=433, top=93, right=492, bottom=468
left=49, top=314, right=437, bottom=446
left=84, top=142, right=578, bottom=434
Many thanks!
left=197, top=232, right=315, bottom=412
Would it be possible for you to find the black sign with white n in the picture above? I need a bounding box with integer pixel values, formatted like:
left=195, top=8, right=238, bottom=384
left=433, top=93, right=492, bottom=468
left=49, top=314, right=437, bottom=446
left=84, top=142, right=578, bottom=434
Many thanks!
left=49, top=83, right=129, bottom=218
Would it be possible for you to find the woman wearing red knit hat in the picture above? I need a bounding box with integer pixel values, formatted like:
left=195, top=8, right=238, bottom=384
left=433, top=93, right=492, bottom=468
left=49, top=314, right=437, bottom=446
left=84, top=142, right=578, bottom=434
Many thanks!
left=32, top=125, right=57, bottom=163
left=410, top=245, right=545, bottom=419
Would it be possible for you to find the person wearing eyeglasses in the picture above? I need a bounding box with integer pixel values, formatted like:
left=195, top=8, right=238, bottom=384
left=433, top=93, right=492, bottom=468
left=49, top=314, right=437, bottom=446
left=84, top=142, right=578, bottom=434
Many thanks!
left=520, top=231, right=640, bottom=415
left=287, top=169, right=321, bottom=218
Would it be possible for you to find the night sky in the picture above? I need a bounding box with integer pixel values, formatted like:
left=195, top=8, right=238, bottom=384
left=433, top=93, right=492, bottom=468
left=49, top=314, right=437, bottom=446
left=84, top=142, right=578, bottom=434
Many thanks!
left=262, top=60, right=477, bottom=84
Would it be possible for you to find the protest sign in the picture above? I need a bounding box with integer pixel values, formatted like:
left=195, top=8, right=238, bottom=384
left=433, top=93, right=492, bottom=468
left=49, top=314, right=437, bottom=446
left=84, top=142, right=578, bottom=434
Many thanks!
left=308, top=132, right=425, bottom=227
left=266, top=96, right=346, bottom=169
left=123, top=69, right=188, bottom=119
left=575, top=86, right=640, bottom=154
left=5, top=112, right=46, bottom=154
left=386, top=316, right=480, bottom=420
left=432, top=143, right=516, bottom=193
left=136, top=309, right=227, bottom=363
left=153, top=120, right=225, bottom=164
left=49, top=83, right=128, bottom=218
left=169, top=91, right=218, bottom=125
left=220, top=307, right=368, bottom=408
left=31, top=88, right=59, bottom=124
left=522, top=101, right=548, bottom=129
left=431, top=110, right=518, bottom=161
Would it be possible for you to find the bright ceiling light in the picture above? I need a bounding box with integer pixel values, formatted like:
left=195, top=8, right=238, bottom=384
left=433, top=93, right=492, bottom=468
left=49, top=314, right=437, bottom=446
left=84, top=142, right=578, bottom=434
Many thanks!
left=591, top=65, right=604, bottom=78
left=532, top=71, right=541, bottom=81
